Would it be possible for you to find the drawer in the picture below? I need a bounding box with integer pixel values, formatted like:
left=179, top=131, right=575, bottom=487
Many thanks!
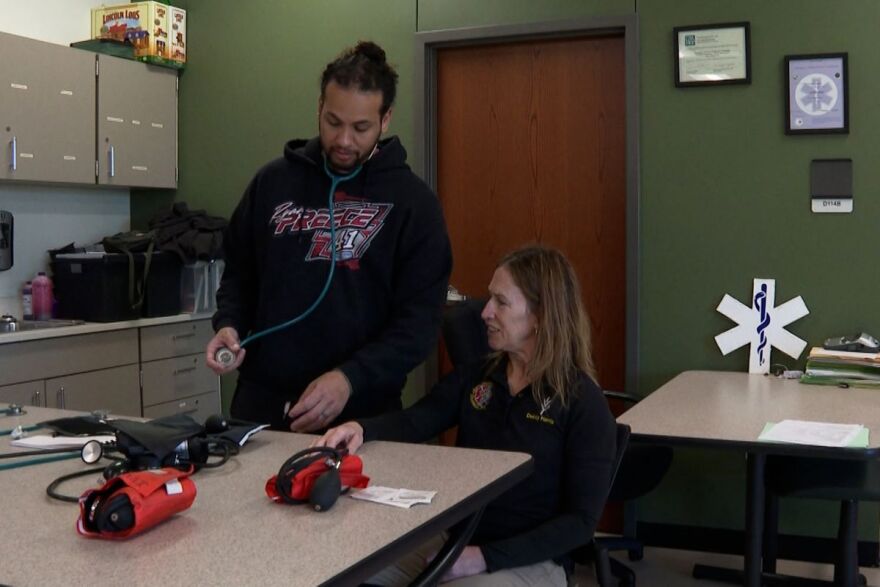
left=0, top=380, right=46, bottom=407
left=142, top=354, right=219, bottom=407
left=140, top=319, right=214, bottom=361
left=143, top=391, right=220, bottom=423
left=0, top=329, right=138, bottom=387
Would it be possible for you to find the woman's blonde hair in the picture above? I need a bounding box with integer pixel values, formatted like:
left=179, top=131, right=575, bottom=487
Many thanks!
left=494, top=244, right=597, bottom=407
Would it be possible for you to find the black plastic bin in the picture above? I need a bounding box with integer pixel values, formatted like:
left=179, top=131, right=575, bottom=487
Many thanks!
left=52, top=251, right=182, bottom=322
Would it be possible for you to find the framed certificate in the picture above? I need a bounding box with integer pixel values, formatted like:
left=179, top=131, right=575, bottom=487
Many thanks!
left=674, top=22, right=751, bottom=87
left=785, top=53, right=848, bottom=134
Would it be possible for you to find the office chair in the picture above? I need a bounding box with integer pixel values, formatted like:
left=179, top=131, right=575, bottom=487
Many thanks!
left=578, top=394, right=673, bottom=587
left=762, top=455, right=879, bottom=586
left=440, top=298, right=672, bottom=587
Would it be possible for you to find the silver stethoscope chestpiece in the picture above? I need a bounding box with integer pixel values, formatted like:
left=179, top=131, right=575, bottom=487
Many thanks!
left=215, top=347, right=236, bottom=368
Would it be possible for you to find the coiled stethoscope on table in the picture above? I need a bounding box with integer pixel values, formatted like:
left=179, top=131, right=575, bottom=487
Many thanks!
left=214, top=158, right=363, bottom=368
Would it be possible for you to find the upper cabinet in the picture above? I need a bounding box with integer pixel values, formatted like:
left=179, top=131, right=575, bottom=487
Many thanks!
left=0, top=32, right=96, bottom=184
left=0, top=31, right=178, bottom=189
left=97, top=55, right=178, bottom=189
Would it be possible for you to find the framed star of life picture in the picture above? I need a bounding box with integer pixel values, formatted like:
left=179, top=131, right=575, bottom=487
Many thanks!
left=785, top=53, right=848, bottom=134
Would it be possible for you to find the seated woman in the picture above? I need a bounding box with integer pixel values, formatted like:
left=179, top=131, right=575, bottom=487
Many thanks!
left=315, top=244, right=616, bottom=586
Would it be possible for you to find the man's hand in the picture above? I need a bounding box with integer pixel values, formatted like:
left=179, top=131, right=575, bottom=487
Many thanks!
left=205, top=327, right=245, bottom=375
left=288, top=370, right=351, bottom=432
left=311, top=421, right=365, bottom=453
left=431, top=546, right=487, bottom=583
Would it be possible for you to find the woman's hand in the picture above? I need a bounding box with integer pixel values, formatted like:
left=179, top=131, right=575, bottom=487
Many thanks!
left=311, top=421, right=365, bottom=453
left=433, top=546, right=487, bottom=583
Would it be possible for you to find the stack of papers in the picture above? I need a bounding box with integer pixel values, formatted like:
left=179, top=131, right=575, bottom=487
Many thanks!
left=350, top=486, right=437, bottom=509
left=759, top=419, right=868, bottom=448
left=801, top=347, right=880, bottom=389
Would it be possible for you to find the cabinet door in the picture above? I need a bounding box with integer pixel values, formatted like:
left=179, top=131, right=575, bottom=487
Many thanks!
left=0, top=32, right=96, bottom=184
left=46, top=365, right=141, bottom=417
left=97, top=54, right=177, bottom=188
left=0, top=380, right=45, bottom=407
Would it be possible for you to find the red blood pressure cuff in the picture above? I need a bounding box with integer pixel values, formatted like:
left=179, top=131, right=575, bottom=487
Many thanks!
left=265, top=453, right=369, bottom=503
left=77, top=468, right=196, bottom=539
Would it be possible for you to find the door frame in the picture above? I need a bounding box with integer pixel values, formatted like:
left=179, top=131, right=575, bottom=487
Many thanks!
left=414, top=15, right=641, bottom=395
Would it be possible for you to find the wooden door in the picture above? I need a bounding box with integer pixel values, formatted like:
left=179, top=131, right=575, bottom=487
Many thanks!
left=436, top=34, right=627, bottom=393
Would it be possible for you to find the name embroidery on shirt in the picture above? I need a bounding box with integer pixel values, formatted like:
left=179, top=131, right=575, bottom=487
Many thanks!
left=527, top=397, right=555, bottom=425
left=526, top=412, right=556, bottom=426
left=469, top=382, right=493, bottom=410
left=270, top=193, right=393, bottom=268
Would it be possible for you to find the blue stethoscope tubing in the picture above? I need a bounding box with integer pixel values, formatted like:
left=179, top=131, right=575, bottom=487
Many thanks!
left=237, top=159, right=362, bottom=349
left=0, top=451, right=80, bottom=472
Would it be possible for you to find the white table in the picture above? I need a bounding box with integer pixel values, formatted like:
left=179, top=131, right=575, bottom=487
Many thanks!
left=1, top=405, right=533, bottom=586
left=618, top=371, right=880, bottom=587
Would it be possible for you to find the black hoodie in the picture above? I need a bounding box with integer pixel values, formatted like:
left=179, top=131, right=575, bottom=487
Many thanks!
left=214, top=136, right=452, bottom=427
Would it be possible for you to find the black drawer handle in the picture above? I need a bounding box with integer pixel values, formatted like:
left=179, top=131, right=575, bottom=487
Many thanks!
left=171, top=332, right=196, bottom=341
left=173, top=366, right=197, bottom=376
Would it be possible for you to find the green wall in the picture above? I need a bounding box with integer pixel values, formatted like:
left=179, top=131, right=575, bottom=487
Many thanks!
left=132, top=0, right=880, bottom=541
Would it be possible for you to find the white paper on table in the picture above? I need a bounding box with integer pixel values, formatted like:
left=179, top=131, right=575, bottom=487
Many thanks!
left=350, top=486, right=437, bottom=509
left=759, top=419, right=864, bottom=448
left=10, top=434, right=115, bottom=449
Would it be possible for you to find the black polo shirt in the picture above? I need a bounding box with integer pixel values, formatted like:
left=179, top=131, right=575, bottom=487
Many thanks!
left=360, top=357, right=616, bottom=572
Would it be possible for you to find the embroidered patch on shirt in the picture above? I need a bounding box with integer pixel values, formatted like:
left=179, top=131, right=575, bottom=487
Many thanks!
left=526, top=412, right=556, bottom=426
left=469, top=382, right=493, bottom=410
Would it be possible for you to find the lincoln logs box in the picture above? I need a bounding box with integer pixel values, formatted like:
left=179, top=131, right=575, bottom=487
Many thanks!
left=91, top=2, right=186, bottom=69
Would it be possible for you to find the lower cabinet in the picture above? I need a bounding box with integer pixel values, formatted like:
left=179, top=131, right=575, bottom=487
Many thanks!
left=0, top=319, right=219, bottom=419
left=143, top=392, right=220, bottom=422
left=0, top=380, right=45, bottom=407
left=45, top=365, right=140, bottom=417
left=140, top=319, right=220, bottom=424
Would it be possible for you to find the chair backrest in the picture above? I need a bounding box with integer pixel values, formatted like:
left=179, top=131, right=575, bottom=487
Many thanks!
left=610, top=423, right=632, bottom=495
left=441, top=298, right=489, bottom=368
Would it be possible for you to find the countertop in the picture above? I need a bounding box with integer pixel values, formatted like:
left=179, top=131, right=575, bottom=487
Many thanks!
left=0, top=312, right=214, bottom=345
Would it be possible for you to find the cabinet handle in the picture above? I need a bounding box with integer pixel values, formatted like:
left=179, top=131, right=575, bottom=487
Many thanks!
left=31, top=390, right=40, bottom=406
left=57, top=386, right=66, bottom=409
left=10, top=136, right=16, bottom=171
left=173, top=366, right=197, bottom=376
left=172, top=332, right=196, bottom=341
left=178, top=400, right=199, bottom=415
left=108, top=144, right=115, bottom=177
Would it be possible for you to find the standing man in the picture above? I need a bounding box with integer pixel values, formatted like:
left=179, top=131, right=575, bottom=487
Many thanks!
left=206, top=41, right=452, bottom=433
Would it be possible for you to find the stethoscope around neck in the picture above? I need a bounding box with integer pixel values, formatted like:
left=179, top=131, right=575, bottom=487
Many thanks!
left=214, top=157, right=363, bottom=367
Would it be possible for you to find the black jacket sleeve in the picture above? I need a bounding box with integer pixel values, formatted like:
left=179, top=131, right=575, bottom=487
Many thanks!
left=337, top=192, right=452, bottom=397
left=212, top=177, right=260, bottom=337
left=359, top=366, right=467, bottom=443
left=480, top=381, right=617, bottom=572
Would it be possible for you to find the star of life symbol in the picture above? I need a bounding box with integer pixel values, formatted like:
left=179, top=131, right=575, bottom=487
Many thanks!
left=796, top=73, right=838, bottom=115
left=714, top=278, right=810, bottom=374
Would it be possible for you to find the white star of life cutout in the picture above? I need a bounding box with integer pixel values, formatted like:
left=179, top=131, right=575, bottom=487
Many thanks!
left=715, top=278, right=810, bottom=374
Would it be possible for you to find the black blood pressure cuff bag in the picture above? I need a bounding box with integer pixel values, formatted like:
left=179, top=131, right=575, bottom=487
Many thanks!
left=77, top=467, right=197, bottom=539
left=38, top=415, right=117, bottom=436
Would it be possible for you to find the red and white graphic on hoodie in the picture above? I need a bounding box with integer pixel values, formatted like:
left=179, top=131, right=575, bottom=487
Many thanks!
left=270, top=192, right=393, bottom=269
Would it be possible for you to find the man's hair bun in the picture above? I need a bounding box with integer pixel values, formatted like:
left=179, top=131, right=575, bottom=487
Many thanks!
left=355, top=41, right=386, bottom=64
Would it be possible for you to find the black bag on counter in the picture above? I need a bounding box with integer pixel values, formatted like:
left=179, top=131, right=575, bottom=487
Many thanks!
left=101, top=230, right=156, bottom=310
left=149, top=202, right=227, bottom=264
